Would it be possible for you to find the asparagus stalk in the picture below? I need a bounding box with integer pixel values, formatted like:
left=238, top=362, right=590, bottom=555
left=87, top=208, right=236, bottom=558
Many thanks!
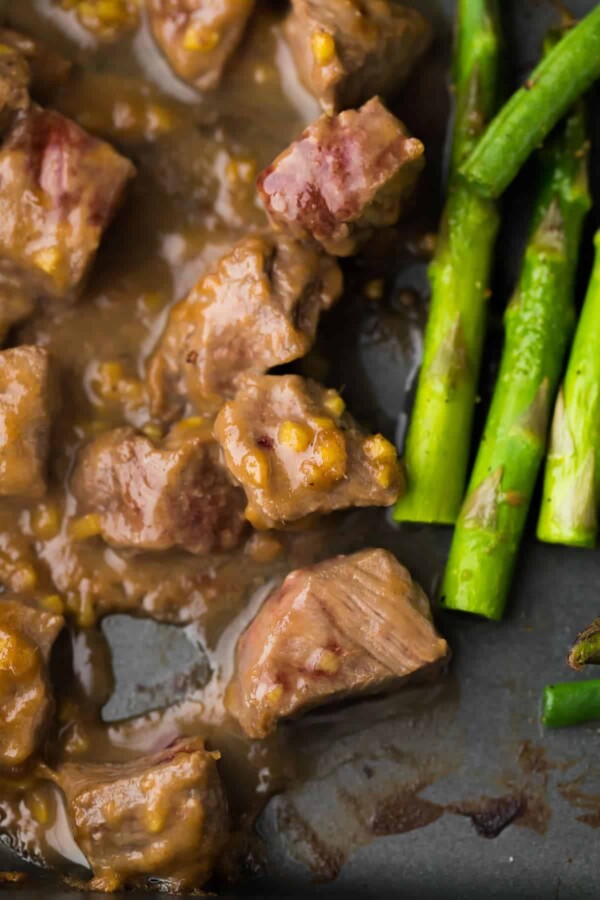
left=440, top=99, right=590, bottom=621
left=569, top=618, right=600, bottom=669
left=542, top=680, right=600, bottom=728
left=394, top=0, right=502, bottom=525
left=461, top=5, right=600, bottom=199
left=537, top=231, right=600, bottom=547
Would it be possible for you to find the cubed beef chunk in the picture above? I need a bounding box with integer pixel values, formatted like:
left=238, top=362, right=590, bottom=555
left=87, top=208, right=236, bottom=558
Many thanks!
left=71, top=422, right=246, bottom=554
left=0, top=598, right=64, bottom=767
left=226, top=548, right=450, bottom=738
left=0, top=107, right=135, bottom=300
left=57, top=737, right=229, bottom=891
left=0, top=277, right=35, bottom=343
left=0, top=28, right=72, bottom=102
left=0, top=41, right=30, bottom=134
left=285, top=0, right=431, bottom=114
left=214, top=373, right=404, bottom=529
left=257, top=97, right=425, bottom=257
left=149, top=0, right=255, bottom=91
left=148, top=234, right=342, bottom=419
left=0, top=346, right=54, bottom=500
left=54, top=0, right=141, bottom=42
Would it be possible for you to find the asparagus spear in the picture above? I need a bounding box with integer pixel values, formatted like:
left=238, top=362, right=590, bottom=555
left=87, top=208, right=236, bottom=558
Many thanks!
left=569, top=618, right=600, bottom=669
left=394, top=0, right=502, bottom=525
left=537, top=231, right=600, bottom=547
left=441, top=99, right=590, bottom=621
left=461, top=6, right=600, bottom=199
left=542, top=680, right=600, bottom=728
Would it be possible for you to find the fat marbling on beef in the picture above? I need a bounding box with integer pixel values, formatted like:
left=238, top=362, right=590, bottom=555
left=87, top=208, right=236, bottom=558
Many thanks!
left=0, top=598, right=64, bottom=767
left=0, top=346, right=55, bottom=499
left=257, top=97, right=425, bottom=256
left=57, top=737, right=229, bottom=891
left=71, top=421, right=246, bottom=554
left=214, top=373, right=404, bottom=529
left=226, top=548, right=450, bottom=738
left=149, top=0, right=255, bottom=91
left=0, top=107, right=134, bottom=300
left=285, top=0, right=432, bottom=114
left=148, top=233, right=342, bottom=419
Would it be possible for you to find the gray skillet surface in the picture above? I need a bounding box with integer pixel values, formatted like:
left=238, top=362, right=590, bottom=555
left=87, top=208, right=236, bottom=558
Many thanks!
left=2, top=1, right=600, bottom=898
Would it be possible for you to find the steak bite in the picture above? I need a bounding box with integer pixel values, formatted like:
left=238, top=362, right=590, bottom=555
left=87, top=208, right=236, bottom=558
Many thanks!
left=148, top=234, right=342, bottom=419
left=214, top=373, right=404, bottom=529
left=57, top=737, right=229, bottom=892
left=226, top=548, right=450, bottom=738
left=0, top=107, right=135, bottom=300
left=149, top=0, right=256, bottom=91
left=71, top=422, right=246, bottom=555
left=0, top=598, right=64, bottom=767
left=285, top=0, right=432, bottom=115
left=0, top=346, right=54, bottom=500
left=257, top=97, right=425, bottom=257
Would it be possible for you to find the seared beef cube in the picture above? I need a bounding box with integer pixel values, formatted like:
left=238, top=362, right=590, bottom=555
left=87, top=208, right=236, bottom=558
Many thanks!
left=148, top=234, right=342, bottom=419
left=0, top=277, right=34, bottom=343
left=0, top=108, right=135, bottom=299
left=0, top=598, right=64, bottom=767
left=0, top=28, right=72, bottom=102
left=54, top=0, right=141, bottom=42
left=227, top=548, right=450, bottom=738
left=214, top=373, right=404, bottom=529
left=71, top=423, right=246, bottom=554
left=0, top=41, right=30, bottom=134
left=0, top=346, right=54, bottom=499
left=58, top=737, right=229, bottom=891
left=257, top=97, right=425, bottom=257
left=285, top=0, right=431, bottom=115
left=149, top=0, right=255, bottom=91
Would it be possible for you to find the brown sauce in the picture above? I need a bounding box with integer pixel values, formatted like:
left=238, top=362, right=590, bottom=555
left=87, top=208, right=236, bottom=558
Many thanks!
left=0, top=0, right=449, bottom=889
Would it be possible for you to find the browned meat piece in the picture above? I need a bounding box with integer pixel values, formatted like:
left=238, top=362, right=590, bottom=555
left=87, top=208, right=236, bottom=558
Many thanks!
left=285, top=0, right=432, bottom=114
left=54, top=0, right=141, bottom=42
left=149, top=0, right=255, bottom=91
left=148, top=234, right=342, bottom=419
left=0, top=278, right=35, bottom=343
left=0, top=598, right=64, bottom=767
left=214, top=373, right=404, bottom=529
left=57, top=737, right=229, bottom=891
left=226, top=548, right=450, bottom=738
left=0, top=42, right=30, bottom=134
left=0, top=28, right=72, bottom=102
left=0, top=347, right=55, bottom=500
left=257, top=97, right=425, bottom=257
left=71, top=422, right=246, bottom=554
left=0, top=107, right=135, bottom=300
